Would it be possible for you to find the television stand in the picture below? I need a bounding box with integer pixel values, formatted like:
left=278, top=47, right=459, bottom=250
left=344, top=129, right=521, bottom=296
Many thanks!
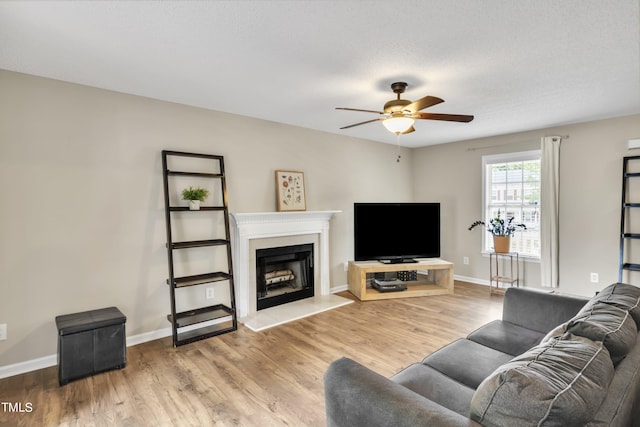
left=348, top=259, right=454, bottom=301
left=379, top=258, right=418, bottom=264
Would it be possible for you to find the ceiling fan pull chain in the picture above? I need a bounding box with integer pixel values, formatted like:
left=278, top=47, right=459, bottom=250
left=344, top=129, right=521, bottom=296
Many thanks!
left=396, top=134, right=402, bottom=163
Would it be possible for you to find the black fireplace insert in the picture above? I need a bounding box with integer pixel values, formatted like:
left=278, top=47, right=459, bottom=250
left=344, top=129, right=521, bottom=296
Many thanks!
left=255, top=243, right=314, bottom=310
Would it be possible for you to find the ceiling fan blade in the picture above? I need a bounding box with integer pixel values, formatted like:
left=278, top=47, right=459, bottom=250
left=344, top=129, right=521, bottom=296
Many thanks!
left=404, top=96, right=444, bottom=113
left=336, top=107, right=385, bottom=114
left=415, top=112, right=474, bottom=123
left=401, top=126, right=415, bottom=135
left=339, top=118, right=383, bottom=129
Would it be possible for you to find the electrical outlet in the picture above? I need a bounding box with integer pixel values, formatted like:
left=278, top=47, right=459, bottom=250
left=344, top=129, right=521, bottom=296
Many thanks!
left=206, top=288, right=215, bottom=299
left=590, top=273, right=599, bottom=283
left=463, top=256, right=469, bottom=265
left=344, top=261, right=349, bottom=272
left=0, top=324, right=6, bottom=341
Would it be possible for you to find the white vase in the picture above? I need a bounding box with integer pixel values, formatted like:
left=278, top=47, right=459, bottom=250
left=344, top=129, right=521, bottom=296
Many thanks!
left=189, top=200, right=200, bottom=210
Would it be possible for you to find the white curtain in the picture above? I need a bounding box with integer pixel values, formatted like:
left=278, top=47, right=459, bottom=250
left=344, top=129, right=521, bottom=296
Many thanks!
left=540, top=136, right=562, bottom=287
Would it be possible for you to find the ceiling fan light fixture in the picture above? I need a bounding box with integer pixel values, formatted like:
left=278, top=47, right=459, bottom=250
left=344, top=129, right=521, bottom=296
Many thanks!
left=382, top=116, right=415, bottom=134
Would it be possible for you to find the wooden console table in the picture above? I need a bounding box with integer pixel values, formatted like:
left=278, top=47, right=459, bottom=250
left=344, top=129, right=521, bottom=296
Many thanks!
left=348, top=259, right=454, bottom=301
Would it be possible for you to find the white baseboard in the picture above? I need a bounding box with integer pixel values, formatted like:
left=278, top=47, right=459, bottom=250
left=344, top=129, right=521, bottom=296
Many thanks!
left=453, top=274, right=490, bottom=287
left=0, top=327, right=174, bottom=380
left=330, top=284, right=349, bottom=293
left=0, top=283, right=456, bottom=379
left=0, top=354, right=58, bottom=380
left=0, top=289, right=352, bottom=380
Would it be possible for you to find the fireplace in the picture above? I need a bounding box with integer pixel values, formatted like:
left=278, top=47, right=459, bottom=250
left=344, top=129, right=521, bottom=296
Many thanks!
left=256, top=243, right=314, bottom=310
left=230, top=210, right=340, bottom=320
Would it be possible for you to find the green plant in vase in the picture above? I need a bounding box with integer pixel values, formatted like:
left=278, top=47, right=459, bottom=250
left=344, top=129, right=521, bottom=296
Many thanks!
left=182, top=186, right=209, bottom=210
left=468, top=210, right=526, bottom=253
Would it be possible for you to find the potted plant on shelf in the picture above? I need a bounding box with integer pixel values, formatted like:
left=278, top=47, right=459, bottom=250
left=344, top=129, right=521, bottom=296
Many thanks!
left=468, top=210, right=527, bottom=253
left=181, top=186, right=209, bottom=210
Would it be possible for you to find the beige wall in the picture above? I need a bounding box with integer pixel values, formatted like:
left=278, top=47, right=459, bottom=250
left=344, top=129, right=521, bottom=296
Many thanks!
left=0, top=70, right=414, bottom=366
left=411, top=114, right=640, bottom=297
left=2, top=68, right=639, bottom=368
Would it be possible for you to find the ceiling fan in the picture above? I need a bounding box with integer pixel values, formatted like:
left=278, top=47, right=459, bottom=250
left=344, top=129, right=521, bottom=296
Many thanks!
left=336, top=82, right=474, bottom=135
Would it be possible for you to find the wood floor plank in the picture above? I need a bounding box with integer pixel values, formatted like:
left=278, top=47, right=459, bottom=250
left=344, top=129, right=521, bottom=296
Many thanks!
left=0, top=282, right=503, bottom=426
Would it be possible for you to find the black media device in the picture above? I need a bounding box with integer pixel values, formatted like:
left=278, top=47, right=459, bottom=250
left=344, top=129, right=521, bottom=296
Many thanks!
left=354, top=202, right=440, bottom=263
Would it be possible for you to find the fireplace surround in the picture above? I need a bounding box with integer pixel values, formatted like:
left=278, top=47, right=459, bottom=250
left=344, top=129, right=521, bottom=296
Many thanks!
left=230, top=211, right=340, bottom=321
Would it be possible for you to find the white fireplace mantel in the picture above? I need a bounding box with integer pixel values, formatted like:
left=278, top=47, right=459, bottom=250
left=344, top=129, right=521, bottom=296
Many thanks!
left=230, top=210, right=340, bottom=319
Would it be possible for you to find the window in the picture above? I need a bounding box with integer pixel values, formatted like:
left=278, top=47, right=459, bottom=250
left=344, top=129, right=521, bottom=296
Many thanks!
left=482, top=150, right=541, bottom=258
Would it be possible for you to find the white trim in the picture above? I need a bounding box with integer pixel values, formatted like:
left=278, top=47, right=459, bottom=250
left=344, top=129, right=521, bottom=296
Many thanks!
left=125, top=327, right=172, bottom=347
left=1, top=285, right=351, bottom=379
left=480, top=150, right=542, bottom=257
left=230, top=210, right=340, bottom=319
left=454, top=274, right=490, bottom=286
left=482, top=149, right=541, bottom=165
left=0, top=327, right=172, bottom=380
left=0, top=354, right=58, bottom=380
left=330, top=284, right=349, bottom=293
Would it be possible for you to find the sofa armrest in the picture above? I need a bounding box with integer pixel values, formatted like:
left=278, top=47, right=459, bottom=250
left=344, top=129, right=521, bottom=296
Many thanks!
left=503, top=288, right=588, bottom=333
left=324, top=357, right=480, bottom=427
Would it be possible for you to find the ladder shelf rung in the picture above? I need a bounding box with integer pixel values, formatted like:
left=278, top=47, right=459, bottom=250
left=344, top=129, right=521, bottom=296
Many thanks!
left=625, top=173, right=640, bottom=178
left=622, top=263, right=640, bottom=272
left=170, top=239, right=230, bottom=249
left=175, top=324, right=236, bottom=346
left=623, top=233, right=640, bottom=239
left=169, top=272, right=232, bottom=288
left=623, top=203, right=640, bottom=208
left=169, top=305, right=236, bottom=346
left=162, top=150, right=224, bottom=160
left=168, top=304, right=235, bottom=328
left=169, top=206, right=226, bottom=212
left=167, top=171, right=223, bottom=178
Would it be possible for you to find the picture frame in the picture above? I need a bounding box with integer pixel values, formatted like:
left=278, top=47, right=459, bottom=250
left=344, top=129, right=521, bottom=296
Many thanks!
left=275, top=170, right=306, bottom=211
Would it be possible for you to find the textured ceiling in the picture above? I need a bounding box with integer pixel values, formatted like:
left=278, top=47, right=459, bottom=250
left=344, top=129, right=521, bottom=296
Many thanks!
left=1, top=1, right=639, bottom=147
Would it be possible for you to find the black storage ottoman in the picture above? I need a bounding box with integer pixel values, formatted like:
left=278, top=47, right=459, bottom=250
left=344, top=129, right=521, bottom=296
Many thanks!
left=55, top=306, right=127, bottom=385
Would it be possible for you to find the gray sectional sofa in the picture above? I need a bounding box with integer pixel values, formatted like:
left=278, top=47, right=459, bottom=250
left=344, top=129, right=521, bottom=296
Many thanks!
left=324, top=283, right=640, bottom=426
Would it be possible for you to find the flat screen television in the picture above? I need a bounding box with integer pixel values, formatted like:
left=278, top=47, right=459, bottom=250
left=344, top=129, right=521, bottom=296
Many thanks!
left=354, top=202, right=440, bottom=263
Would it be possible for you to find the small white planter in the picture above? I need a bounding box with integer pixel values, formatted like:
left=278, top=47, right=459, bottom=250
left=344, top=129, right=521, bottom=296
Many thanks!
left=188, top=200, right=201, bottom=210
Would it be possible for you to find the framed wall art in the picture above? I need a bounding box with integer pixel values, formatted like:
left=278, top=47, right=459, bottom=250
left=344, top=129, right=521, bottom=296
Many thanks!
left=275, top=170, right=306, bottom=211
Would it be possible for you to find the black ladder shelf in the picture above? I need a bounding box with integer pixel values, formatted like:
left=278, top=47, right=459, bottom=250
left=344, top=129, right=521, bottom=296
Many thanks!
left=162, top=150, right=237, bottom=346
left=619, top=155, right=640, bottom=282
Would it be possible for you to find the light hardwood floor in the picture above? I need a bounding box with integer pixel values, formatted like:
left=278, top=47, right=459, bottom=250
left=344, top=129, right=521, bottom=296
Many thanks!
left=0, top=282, right=504, bottom=427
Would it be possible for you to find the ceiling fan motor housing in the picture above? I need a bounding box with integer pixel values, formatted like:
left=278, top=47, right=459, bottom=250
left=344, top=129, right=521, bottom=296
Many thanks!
left=384, top=99, right=411, bottom=115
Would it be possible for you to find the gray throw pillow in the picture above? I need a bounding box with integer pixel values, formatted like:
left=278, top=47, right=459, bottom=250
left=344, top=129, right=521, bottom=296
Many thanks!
left=567, top=301, right=637, bottom=363
left=540, top=321, right=568, bottom=344
left=589, top=282, right=640, bottom=326
left=470, top=334, right=614, bottom=427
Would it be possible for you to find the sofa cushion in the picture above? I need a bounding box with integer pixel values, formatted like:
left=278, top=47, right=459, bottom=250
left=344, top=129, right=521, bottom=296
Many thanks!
left=470, top=334, right=614, bottom=427
left=567, top=301, right=637, bottom=363
left=467, top=319, right=546, bottom=356
left=421, top=338, right=514, bottom=389
left=391, top=363, right=475, bottom=417
left=588, top=282, right=640, bottom=326
left=502, top=288, right=588, bottom=333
